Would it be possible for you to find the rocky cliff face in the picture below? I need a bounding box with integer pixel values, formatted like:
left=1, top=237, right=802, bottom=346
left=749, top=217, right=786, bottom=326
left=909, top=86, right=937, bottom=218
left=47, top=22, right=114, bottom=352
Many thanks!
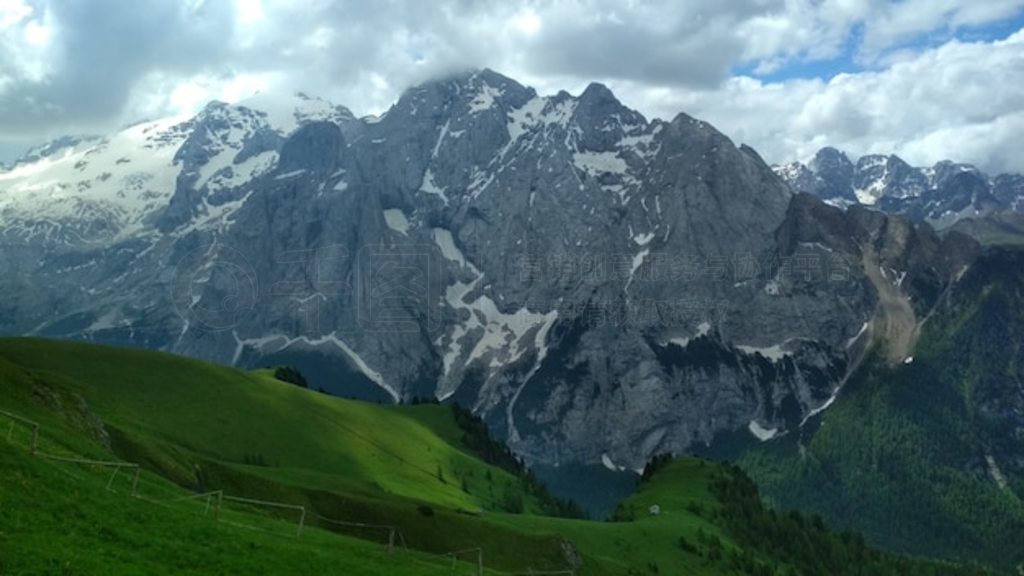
left=0, top=70, right=982, bottom=471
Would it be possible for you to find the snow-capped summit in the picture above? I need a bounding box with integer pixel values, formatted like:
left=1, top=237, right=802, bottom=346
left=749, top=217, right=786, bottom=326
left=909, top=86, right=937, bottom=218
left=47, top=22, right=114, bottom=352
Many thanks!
left=0, top=114, right=191, bottom=244
left=0, top=93, right=357, bottom=245
left=236, top=91, right=356, bottom=137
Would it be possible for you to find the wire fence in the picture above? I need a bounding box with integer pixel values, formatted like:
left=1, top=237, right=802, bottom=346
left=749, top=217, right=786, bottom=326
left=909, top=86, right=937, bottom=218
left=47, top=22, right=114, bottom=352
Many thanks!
left=222, top=495, right=307, bottom=537
left=162, top=490, right=224, bottom=519
left=0, top=407, right=578, bottom=576
left=35, top=452, right=142, bottom=496
left=312, top=513, right=404, bottom=554
left=0, top=408, right=39, bottom=455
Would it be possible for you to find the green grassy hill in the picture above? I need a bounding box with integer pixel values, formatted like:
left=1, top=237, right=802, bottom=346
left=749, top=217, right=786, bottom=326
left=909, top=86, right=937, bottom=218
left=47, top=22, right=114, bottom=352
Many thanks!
left=0, top=338, right=528, bottom=513
left=0, top=337, right=1002, bottom=575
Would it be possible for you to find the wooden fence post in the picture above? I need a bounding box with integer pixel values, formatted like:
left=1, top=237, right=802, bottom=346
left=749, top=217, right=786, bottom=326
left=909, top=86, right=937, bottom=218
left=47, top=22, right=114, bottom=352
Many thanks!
left=131, top=466, right=140, bottom=497
left=30, top=425, right=38, bottom=456
left=297, top=507, right=306, bottom=538
left=106, top=466, right=120, bottom=490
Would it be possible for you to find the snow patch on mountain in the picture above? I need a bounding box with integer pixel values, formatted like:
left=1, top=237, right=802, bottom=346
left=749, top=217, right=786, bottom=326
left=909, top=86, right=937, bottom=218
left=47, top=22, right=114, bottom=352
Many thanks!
left=238, top=91, right=354, bottom=137
left=420, top=169, right=448, bottom=204
left=854, top=183, right=883, bottom=205
left=773, top=162, right=807, bottom=183
left=736, top=343, right=791, bottom=362
left=669, top=321, right=712, bottom=348
left=214, top=151, right=278, bottom=188
left=573, top=151, right=628, bottom=176
left=625, top=248, right=650, bottom=294
left=748, top=420, right=779, bottom=441
left=433, top=228, right=471, bottom=270
left=231, top=331, right=398, bottom=401
left=619, top=125, right=661, bottom=159
left=432, top=226, right=557, bottom=401
left=468, top=84, right=504, bottom=113
left=274, top=169, right=307, bottom=180
left=846, top=321, right=871, bottom=348
left=178, top=189, right=255, bottom=236
left=634, top=232, right=655, bottom=246
left=506, top=96, right=578, bottom=143
left=383, top=209, right=411, bottom=235
left=506, top=97, right=548, bottom=141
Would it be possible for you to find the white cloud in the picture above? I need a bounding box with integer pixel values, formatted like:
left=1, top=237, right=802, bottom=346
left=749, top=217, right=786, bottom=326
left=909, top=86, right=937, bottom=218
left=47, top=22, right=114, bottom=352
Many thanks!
left=511, top=8, right=542, bottom=36
left=625, top=29, right=1024, bottom=173
left=0, top=0, right=31, bottom=30
left=124, top=71, right=277, bottom=122
left=234, top=0, right=265, bottom=25
left=861, top=0, right=1024, bottom=57
left=0, top=0, right=1022, bottom=174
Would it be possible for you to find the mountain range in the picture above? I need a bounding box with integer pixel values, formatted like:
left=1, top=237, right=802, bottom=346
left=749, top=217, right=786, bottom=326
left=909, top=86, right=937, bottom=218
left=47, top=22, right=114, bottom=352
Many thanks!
left=2, top=68, right=1023, bottom=569
left=0, top=68, right=1011, bottom=468
left=773, top=147, right=1024, bottom=228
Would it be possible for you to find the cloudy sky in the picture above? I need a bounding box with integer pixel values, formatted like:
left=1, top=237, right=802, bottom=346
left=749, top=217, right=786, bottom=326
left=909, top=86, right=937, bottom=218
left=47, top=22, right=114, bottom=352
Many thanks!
left=2, top=0, right=1024, bottom=172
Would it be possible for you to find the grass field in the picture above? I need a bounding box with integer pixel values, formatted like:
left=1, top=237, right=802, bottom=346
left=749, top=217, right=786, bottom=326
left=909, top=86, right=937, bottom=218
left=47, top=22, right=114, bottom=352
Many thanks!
left=0, top=337, right=725, bottom=574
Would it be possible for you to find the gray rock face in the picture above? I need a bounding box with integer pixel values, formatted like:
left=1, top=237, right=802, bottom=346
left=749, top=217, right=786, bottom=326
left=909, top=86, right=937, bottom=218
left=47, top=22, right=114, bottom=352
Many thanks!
left=0, top=70, right=980, bottom=472
left=994, top=174, right=1024, bottom=212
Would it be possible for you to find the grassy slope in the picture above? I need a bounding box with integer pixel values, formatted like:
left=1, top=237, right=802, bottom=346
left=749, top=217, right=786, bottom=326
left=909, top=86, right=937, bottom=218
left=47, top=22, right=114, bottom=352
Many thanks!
left=0, top=338, right=724, bottom=574
left=0, top=339, right=573, bottom=570
left=0, top=355, right=455, bottom=576
left=0, top=337, right=1003, bottom=575
left=0, top=338, right=523, bottom=512
left=0, top=443, right=451, bottom=576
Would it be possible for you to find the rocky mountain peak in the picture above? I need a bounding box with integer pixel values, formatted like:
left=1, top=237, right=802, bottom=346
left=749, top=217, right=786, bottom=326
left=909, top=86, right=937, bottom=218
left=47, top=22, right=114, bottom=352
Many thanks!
left=394, top=68, right=536, bottom=119
left=811, top=146, right=853, bottom=170
left=929, top=159, right=982, bottom=187
left=578, top=81, right=617, bottom=106
left=809, top=147, right=855, bottom=202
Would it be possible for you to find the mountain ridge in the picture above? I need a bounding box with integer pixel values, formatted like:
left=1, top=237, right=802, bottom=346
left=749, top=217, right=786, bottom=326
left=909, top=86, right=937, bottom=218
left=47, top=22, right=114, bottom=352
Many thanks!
left=773, top=146, right=1023, bottom=228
